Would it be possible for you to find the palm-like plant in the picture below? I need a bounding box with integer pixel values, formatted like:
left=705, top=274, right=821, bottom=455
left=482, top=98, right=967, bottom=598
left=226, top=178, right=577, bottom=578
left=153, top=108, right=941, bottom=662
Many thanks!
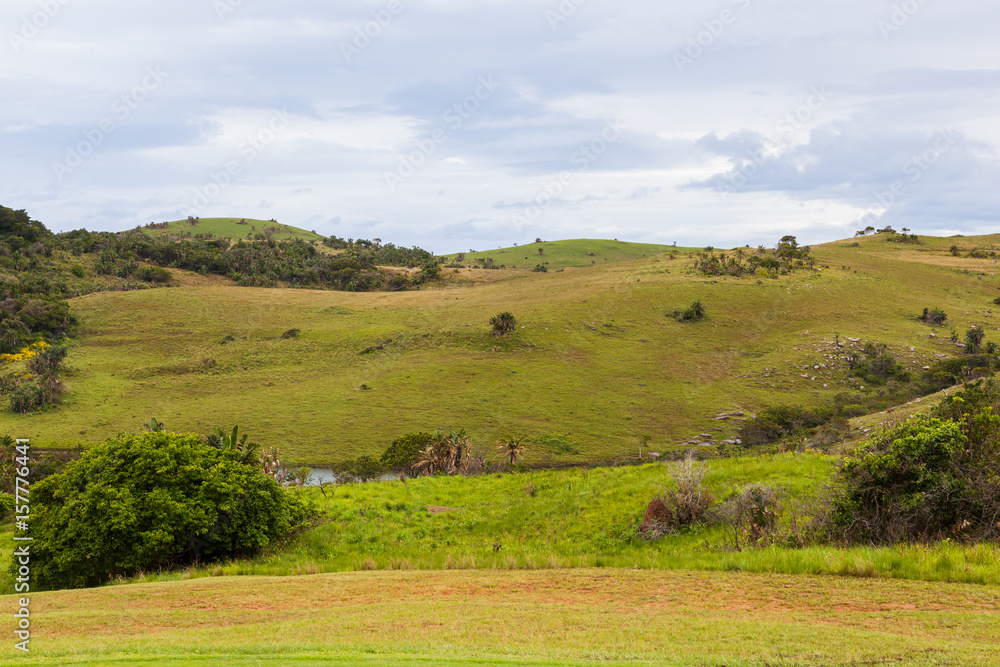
left=412, top=429, right=472, bottom=476
left=496, top=436, right=527, bottom=466
left=490, top=312, right=517, bottom=337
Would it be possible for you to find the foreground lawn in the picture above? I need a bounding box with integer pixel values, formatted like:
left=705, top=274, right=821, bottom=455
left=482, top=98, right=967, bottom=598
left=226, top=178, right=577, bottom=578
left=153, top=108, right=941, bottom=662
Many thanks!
left=2, top=568, right=998, bottom=666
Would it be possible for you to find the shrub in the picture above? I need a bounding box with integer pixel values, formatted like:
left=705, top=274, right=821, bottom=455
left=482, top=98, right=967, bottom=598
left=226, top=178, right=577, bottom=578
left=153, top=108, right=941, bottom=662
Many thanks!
left=965, top=327, right=986, bottom=354
left=138, top=266, right=172, bottom=283
left=532, top=264, right=548, bottom=273
left=70, top=264, right=86, bottom=278
left=490, top=312, right=517, bottom=337
left=280, top=328, right=300, bottom=339
left=722, top=483, right=782, bottom=550
left=380, top=431, right=434, bottom=471
left=640, top=455, right=714, bottom=537
left=673, top=300, right=706, bottom=322
left=22, top=431, right=308, bottom=590
left=830, top=415, right=972, bottom=544
left=920, top=307, right=947, bottom=325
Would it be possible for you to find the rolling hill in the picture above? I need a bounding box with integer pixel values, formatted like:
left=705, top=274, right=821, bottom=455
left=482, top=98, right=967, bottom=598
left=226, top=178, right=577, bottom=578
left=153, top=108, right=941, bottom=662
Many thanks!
left=7, top=231, right=1000, bottom=464
left=141, top=217, right=326, bottom=241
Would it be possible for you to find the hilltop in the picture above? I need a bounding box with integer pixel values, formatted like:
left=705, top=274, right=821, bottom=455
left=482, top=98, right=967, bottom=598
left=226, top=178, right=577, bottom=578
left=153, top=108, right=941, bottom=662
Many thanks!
left=5, top=220, right=1000, bottom=464
left=141, top=217, right=326, bottom=241
left=443, top=238, right=695, bottom=269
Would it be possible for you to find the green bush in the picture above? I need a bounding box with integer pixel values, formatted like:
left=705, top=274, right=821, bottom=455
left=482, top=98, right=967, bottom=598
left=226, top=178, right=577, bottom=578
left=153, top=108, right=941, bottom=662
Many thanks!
left=672, top=300, right=706, bottom=322
left=380, top=431, right=434, bottom=471
left=920, top=307, right=947, bottom=325
left=22, top=431, right=308, bottom=590
left=70, top=264, right=86, bottom=278
left=138, top=266, right=172, bottom=283
left=832, top=416, right=968, bottom=544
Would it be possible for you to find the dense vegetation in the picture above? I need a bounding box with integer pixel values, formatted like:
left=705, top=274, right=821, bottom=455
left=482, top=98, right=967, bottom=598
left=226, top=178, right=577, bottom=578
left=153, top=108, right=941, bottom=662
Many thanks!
left=692, top=235, right=814, bottom=278
left=21, top=430, right=309, bottom=590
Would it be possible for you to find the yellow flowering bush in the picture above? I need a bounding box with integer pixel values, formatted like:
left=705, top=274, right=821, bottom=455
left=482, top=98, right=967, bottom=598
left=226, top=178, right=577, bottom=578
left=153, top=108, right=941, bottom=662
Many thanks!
left=0, top=340, right=49, bottom=364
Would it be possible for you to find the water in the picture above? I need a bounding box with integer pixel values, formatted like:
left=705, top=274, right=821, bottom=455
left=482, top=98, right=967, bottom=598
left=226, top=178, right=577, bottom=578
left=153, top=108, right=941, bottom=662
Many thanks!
left=303, top=467, right=398, bottom=486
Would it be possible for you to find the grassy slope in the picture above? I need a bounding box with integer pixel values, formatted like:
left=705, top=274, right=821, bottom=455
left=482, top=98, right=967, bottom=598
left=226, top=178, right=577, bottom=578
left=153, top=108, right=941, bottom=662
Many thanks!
left=142, top=217, right=326, bottom=241
left=443, top=238, right=694, bottom=268
left=8, top=234, right=1000, bottom=463
left=3, top=568, right=999, bottom=666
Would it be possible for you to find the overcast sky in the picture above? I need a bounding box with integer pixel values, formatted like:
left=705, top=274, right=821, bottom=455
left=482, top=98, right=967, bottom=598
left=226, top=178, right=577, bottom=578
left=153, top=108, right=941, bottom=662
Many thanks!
left=1, top=1, right=997, bottom=253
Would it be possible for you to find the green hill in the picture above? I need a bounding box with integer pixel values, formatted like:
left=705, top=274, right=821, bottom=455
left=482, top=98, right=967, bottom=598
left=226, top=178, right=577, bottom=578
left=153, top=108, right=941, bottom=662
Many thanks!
left=142, top=217, right=326, bottom=241
left=444, top=238, right=694, bottom=268
left=8, top=231, right=1000, bottom=463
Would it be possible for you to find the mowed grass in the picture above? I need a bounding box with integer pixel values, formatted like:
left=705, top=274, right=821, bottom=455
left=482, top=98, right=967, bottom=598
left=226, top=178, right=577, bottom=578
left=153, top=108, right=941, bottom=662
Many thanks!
left=142, top=217, right=325, bottom=241
left=2, top=568, right=999, bottom=666
left=9, top=234, right=1000, bottom=464
left=443, top=238, right=693, bottom=268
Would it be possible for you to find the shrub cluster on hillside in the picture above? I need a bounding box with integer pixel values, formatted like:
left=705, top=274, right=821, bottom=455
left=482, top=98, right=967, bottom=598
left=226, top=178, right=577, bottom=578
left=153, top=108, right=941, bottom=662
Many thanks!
left=692, top=236, right=814, bottom=278
left=739, top=350, right=1000, bottom=449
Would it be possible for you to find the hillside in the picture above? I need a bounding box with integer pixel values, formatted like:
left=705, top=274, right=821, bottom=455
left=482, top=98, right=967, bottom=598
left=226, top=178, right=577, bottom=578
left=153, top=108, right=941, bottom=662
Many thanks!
left=141, top=217, right=326, bottom=241
left=444, top=238, right=694, bottom=269
left=7, top=230, right=1000, bottom=463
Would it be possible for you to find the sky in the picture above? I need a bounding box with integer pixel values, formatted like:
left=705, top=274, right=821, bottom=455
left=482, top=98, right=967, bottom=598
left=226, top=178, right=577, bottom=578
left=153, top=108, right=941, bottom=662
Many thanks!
left=1, top=0, right=997, bottom=254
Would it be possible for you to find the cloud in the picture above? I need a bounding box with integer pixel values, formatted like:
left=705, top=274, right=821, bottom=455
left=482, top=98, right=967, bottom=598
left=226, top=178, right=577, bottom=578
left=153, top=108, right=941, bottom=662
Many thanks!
left=0, top=1, right=998, bottom=249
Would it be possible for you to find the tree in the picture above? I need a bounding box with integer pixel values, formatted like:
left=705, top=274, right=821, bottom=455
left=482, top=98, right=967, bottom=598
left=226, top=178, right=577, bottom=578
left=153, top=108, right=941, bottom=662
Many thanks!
left=496, top=436, right=527, bottom=466
left=22, top=431, right=308, bottom=590
left=490, top=312, right=517, bottom=337
left=965, top=327, right=986, bottom=354
left=380, top=431, right=434, bottom=471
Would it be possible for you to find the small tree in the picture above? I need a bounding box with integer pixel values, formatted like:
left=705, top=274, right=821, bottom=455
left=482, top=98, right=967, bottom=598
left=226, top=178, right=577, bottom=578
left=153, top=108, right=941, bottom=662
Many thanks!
left=966, top=327, right=986, bottom=354
left=496, top=436, right=527, bottom=466
left=490, top=312, right=517, bottom=337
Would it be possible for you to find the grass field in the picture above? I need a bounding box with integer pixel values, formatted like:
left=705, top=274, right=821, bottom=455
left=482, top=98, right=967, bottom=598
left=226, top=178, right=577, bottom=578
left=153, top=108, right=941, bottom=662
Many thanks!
left=141, top=217, right=326, bottom=241
left=7, top=233, right=1000, bottom=463
left=3, top=567, right=999, bottom=666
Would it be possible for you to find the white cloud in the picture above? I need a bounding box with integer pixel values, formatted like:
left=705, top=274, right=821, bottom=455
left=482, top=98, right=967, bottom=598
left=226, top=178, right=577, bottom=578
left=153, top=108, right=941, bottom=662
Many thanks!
left=0, top=0, right=997, bottom=251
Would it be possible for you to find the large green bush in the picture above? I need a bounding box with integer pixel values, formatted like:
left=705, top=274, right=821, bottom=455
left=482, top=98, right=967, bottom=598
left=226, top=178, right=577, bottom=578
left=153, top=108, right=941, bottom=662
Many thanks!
left=831, top=382, right=1000, bottom=545
left=23, top=431, right=308, bottom=590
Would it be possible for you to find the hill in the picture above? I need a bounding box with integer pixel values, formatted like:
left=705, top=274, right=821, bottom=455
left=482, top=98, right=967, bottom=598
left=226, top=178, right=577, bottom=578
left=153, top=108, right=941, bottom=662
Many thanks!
left=7, top=230, right=1000, bottom=463
left=443, top=238, right=694, bottom=269
left=141, top=217, right=326, bottom=241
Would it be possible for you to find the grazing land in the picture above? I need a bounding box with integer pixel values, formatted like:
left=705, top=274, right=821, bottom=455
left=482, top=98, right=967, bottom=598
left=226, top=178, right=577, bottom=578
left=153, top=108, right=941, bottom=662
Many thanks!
left=9, top=232, right=1000, bottom=464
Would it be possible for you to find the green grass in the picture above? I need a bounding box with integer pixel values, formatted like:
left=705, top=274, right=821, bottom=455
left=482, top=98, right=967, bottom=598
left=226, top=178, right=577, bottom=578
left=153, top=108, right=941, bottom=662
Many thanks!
left=101, top=453, right=998, bottom=587
left=8, top=233, right=1000, bottom=464
left=443, top=238, right=693, bottom=268
left=3, top=568, right=999, bottom=666
left=142, top=218, right=326, bottom=241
